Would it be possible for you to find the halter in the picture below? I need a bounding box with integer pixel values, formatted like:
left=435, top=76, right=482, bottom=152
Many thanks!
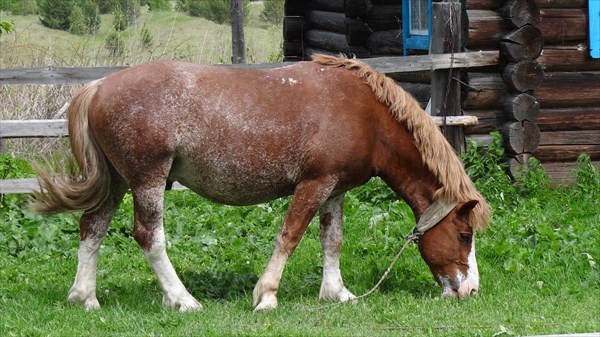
left=410, top=198, right=458, bottom=242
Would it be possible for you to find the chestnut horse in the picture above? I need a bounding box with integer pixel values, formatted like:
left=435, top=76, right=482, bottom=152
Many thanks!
left=32, top=54, right=490, bottom=312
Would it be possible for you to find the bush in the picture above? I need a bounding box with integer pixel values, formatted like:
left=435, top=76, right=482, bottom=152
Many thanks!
left=260, top=0, right=284, bottom=25
left=82, top=0, right=101, bottom=34
left=147, top=0, right=171, bottom=11
left=1, top=0, right=37, bottom=15
left=68, top=5, right=87, bottom=35
left=105, top=30, right=126, bottom=58
left=187, top=0, right=250, bottom=25
left=112, top=6, right=127, bottom=31
left=37, top=0, right=74, bottom=30
left=175, top=0, right=187, bottom=12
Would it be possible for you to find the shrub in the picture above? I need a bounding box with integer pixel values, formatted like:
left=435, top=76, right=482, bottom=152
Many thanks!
left=37, top=0, right=74, bottom=30
left=68, top=5, right=87, bottom=35
left=105, top=30, right=126, bottom=58
left=175, top=0, right=187, bottom=12
left=0, top=20, right=14, bottom=36
left=112, top=6, right=127, bottom=31
left=147, top=0, right=171, bottom=11
left=139, top=23, right=153, bottom=49
left=82, top=0, right=101, bottom=34
left=2, top=0, right=37, bottom=15
left=260, top=0, right=284, bottom=25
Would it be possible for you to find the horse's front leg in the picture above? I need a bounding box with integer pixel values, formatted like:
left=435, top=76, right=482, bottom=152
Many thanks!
left=253, top=177, right=337, bottom=311
left=131, top=185, right=202, bottom=312
left=318, top=193, right=356, bottom=303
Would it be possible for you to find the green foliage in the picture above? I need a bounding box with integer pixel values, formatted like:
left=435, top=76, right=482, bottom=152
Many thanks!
left=105, top=30, right=126, bottom=57
left=174, top=0, right=188, bottom=12
left=1, top=0, right=37, bottom=15
left=112, top=5, right=127, bottom=31
left=81, top=0, right=101, bottom=34
left=37, top=0, right=74, bottom=30
left=259, top=0, right=284, bottom=25
left=68, top=5, right=87, bottom=35
left=139, top=23, right=153, bottom=49
left=0, top=20, right=14, bottom=36
left=147, top=0, right=171, bottom=11
left=187, top=0, right=250, bottom=25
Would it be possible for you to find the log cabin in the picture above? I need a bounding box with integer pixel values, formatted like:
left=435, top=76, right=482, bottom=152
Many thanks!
left=282, top=0, right=600, bottom=184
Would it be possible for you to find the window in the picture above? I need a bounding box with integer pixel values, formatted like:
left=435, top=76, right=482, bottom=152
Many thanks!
left=402, top=0, right=432, bottom=55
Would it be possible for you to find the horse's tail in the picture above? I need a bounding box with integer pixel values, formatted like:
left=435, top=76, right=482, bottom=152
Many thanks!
left=30, top=79, right=112, bottom=214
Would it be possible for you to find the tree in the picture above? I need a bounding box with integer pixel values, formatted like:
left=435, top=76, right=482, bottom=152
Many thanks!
left=187, top=0, right=250, bottom=25
left=68, top=5, right=87, bottom=35
left=82, top=0, right=101, bottom=34
left=260, top=0, right=284, bottom=25
left=37, top=0, right=74, bottom=30
left=147, top=0, right=171, bottom=11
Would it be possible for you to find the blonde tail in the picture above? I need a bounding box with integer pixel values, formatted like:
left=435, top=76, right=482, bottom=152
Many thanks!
left=30, top=79, right=112, bottom=214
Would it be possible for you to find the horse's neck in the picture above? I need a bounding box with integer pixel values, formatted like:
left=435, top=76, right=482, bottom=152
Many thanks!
left=373, top=121, right=440, bottom=221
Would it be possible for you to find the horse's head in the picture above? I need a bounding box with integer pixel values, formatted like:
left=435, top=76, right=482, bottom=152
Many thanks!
left=417, top=200, right=480, bottom=300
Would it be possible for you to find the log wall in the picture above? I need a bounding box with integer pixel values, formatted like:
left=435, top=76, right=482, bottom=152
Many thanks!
left=282, top=0, right=600, bottom=183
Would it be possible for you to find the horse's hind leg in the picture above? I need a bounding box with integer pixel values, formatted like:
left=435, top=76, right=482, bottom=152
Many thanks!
left=318, top=194, right=356, bottom=303
left=68, top=177, right=128, bottom=310
left=130, top=185, right=201, bottom=312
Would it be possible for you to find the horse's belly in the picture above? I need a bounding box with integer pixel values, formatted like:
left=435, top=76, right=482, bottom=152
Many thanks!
left=169, top=156, right=297, bottom=206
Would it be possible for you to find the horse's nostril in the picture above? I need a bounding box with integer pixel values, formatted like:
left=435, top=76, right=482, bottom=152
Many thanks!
left=471, top=288, right=478, bottom=295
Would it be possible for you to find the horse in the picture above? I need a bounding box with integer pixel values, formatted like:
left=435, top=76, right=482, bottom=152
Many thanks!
left=31, top=54, right=491, bottom=312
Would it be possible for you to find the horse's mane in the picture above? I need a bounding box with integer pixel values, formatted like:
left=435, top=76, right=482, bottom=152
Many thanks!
left=312, top=54, right=490, bottom=230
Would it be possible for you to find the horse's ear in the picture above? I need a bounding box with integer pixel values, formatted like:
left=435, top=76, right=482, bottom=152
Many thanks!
left=458, top=200, right=478, bottom=215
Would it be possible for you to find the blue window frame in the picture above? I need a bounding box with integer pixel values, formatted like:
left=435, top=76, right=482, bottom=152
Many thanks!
left=590, top=0, right=600, bottom=58
left=402, top=0, right=432, bottom=55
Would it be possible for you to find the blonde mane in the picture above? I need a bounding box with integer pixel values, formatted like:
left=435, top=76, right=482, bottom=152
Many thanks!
left=312, top=54, right=491, bottom=230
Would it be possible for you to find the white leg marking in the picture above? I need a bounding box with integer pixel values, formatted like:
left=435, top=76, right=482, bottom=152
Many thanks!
left=253, top=242, right=288, bottom=311
left=68, top=238, right=102, bottom=310
left=319, top=195, right=355, bottom=302
left=145, top=226, right=202, bottom=312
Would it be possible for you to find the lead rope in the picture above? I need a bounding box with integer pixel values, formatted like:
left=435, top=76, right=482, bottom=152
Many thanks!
left=352, top=233, right=419, bottom=301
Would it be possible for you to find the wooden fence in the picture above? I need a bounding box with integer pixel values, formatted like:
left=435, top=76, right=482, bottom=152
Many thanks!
left=0, top=50, right=499, bottom=194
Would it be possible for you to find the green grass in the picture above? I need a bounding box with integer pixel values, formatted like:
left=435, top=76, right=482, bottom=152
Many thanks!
left=1, top=139, right=599, bottom=336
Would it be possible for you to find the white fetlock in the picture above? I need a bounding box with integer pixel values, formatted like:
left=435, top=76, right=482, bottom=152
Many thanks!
left=68, top=288, right=101, bottom=310
left=253, top=292, right=278, bottom=312
left=163, top=292, right=203, bottom=312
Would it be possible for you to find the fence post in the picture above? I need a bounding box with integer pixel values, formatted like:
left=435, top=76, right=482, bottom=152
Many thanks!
left=231, top=0, right=245, bottom=64
left=430, top=1, right=464, bottom=154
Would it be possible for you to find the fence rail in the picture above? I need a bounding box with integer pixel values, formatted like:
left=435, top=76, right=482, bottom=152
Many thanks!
left=1, top=51, right=500, bottom=194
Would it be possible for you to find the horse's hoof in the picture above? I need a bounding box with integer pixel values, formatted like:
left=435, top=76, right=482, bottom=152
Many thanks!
left=68, top=291, right=101, bottom=310
left=253, top=293, right=278, bottom=312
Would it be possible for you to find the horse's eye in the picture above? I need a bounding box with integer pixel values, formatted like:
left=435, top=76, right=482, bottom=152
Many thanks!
left=458, top=233, right=472, bottom=243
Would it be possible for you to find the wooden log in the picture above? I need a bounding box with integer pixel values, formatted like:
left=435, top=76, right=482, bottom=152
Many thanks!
left=346, top=18, right=371, bottom=45
left=537, top=107, right=600, bottom=131
left=540, top=8, right=588, bottom=44
left=541, top=161, right=600, bottom=185
left=501, top=120, right=541, bottom=154
left=465, top=72, right=507, bottom=110
left=0, top=66, right=125, bottom=85
left=308, top=0, right=344, bottom=12
left=0, top=119, right=68, bottom=138
left=305, top=10, right=346, bottom=33
left=386, top=70, right=431, bottom=84
left=304, top=29, right=370, bottom=57
left=540, top=130, right=600, bottom=146
left=535, top=145, right=600, bottom=161
left=344, top=0, right=368, bottom=18
left=466, top=0, right=504, bottom=10
left=535, top=0, right=586, bottom=9
left=369, top=0, right=400, bottom=5
left=503, top=93, right=540, bottom=122
left=466, top=134, right=495, bottom=147
left=539, top=47, right=600, bottom=72
left=466, top=9, right=509, bottom=49
left=500, top=25, right=543, bottom=61
left=283, top=16, right=306, bottom=41
left=430, top=2, right=464, bottom=153
left=284, top=0, right=304, bottom=16
left=508, top=152, right=532, bottom=178
left=283, top=40, right=303, bottom=57
left=501, top=0, right=540, bottom=28
left=397, top=82, right=431, bottom=107
left=366, top=5, right=402, bottom=31
left=366, top=29, right=403, bottom=55
left=534, top=71, right=600, bottom=108
left=465, top=114, right=504, bottom=135
left=502, top=60, right=544, bottom=92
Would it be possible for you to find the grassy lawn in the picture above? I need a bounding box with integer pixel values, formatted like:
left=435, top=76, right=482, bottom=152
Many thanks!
left=1, top=137, right=599, bottom=336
